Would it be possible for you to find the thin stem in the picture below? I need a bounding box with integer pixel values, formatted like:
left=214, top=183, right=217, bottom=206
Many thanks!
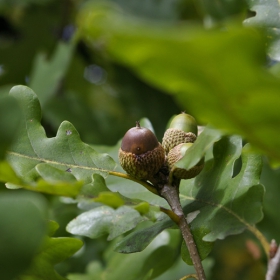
left=108, top=170, right=158, bottom=195
left=247, top=225, right=270, bottom=259
left=180, top=274, right=198, bottom=280
left=159, top=183, right=206, bottom=280
left=159, top=206, right=180, bottom=224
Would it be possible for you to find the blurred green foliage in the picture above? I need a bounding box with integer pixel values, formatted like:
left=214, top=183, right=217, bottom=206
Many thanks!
left=1, top=0, right=280, bottom=279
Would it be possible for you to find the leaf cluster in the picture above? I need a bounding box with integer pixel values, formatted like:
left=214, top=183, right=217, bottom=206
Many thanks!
left=1, top=0, right=280, bottom=279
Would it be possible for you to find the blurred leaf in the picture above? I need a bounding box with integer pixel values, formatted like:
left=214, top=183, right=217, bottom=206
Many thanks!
left=0, top=191, right=47, bottom=280
left=94, top=191, right=125, bottom=208
left=0, top=95, right=22, bottom=159
left=258, top=160, right=280, bottom=241
left=67, top=261, right=103, bottom=280
left=106, top=0, right=181, bottom=21
left=197, top=0, right=247, bottom=21
left=29, top=41, right=75, bottom=106
left=133, top=201, right=150, bottom=215
left=245, top=0, right=280, bottom=59
left=77, top=3, right=280, bottom=165
left=18, top=220, right=83, bottom=280
left=0, top=0, right=52, bottom=9
left=5, top=85, right=116, bottom=196
left=67, top=205, right=144, bottom=241
left=69, top=229, right=181, bottom=280
left=48, top=220, right=60, bottom=237
left=0, top=160, right=22, bottom=184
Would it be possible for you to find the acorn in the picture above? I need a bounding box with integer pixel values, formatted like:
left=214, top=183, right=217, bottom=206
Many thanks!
left=167, top=143, right=204, bottom=179
left=162, top=113, right=198, bottom=154
left=118, top=122, right=165, bottom=180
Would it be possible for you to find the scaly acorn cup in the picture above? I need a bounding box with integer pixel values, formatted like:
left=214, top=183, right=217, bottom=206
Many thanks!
left=118, top=122, right=165, bottom=180
left=162, top=113, right=197, bottom=154
left=168, top=143, right=204, bottom=179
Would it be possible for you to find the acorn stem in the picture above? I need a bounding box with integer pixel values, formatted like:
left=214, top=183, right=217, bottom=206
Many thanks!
left=159, top=183, right=206, bottom=280
left=135, top=121, right=141, bottom=128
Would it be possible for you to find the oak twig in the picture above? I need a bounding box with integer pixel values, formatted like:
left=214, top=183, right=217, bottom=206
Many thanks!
left=159, top=182, right=206, bottom=280
left=109, top=169, right=206, bottom=279
left=266, top=240, right=280, bottom=280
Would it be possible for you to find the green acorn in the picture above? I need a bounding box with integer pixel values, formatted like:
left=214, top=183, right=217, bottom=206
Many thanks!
left=118, top=122, right=165, bottom=180
left=162, top=113, right=197, bottom=154
left=167, top=143, right=204, bottom=179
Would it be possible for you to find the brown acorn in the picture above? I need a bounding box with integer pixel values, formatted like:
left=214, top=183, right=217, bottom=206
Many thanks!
left=167, top=143, right=204, bottom=179
left=162, top=113, right=198, bottom=154
left=118, top=122, right=165, bottom=180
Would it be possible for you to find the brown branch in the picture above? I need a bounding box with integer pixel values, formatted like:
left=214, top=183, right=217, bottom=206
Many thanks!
left=159, top=183, right=206, bottom=280
left=266, top=240, right=280, bottom=280
left=109, top=169, right=206, bottom=279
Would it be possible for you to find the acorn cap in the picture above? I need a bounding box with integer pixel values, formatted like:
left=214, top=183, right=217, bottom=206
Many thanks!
left=162, top=113, right=198, bottom=154
left=119, top=122, right=165, bottom=180
left=167, top=143, right=204, bottom=179
left=162, top=128, right=196, bottom=154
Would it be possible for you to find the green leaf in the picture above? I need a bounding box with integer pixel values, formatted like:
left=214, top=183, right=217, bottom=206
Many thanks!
left=180, top=137, right=264, bottom=242
left=29, top=41, right=75, bottom=106
left=0, top=95, right=22, bottom=159
left=174, top=126, right=222, bottom=170
left=245, top=0, right=280, bottom=59
left=67, top=261, right=103, bottom=280
left=0, top=161, right=22, bottom=185
left=196, top=0, right=246, bottom=21
left=114, top=219, right=173, bottom=253
left=77, top=3, right=280, bottom=165
left=0, top=191, right=48, bottom=280
left=94, top=192, right=125, bottom=208
left=67, top=205, right=144, bottom=241
left=5, top=85, right=117, bottom=197
left=80, top=173, right=111, bottom=197
left=18, top=221, right=83, bottom=280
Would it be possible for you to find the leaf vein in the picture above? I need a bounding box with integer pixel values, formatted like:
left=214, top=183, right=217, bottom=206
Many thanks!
left=179, top=193, right=264, bottom=241
left=7, top=151, right=112, bottom=173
